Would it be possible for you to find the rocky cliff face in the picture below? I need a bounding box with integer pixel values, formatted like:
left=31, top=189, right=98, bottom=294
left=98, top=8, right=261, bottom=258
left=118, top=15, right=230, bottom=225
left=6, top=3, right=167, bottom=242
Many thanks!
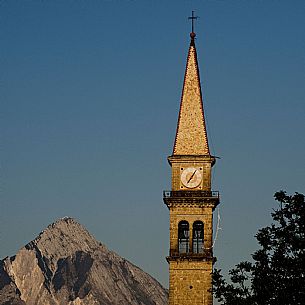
left=0, top=217, right=168, bottom=305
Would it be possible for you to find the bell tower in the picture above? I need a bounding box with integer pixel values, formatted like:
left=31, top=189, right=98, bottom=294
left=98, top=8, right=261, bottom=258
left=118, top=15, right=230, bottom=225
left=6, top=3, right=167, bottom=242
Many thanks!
left=163, top=17, right=220, bottom=305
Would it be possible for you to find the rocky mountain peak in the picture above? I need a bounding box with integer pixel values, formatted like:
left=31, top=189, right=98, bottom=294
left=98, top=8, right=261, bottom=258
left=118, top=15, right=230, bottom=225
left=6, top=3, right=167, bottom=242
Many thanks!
left=29, top=216, right=98, bottom=249
left=25, top=217, right=101, bottom=272
left=0, top=218, right=168, bottom=305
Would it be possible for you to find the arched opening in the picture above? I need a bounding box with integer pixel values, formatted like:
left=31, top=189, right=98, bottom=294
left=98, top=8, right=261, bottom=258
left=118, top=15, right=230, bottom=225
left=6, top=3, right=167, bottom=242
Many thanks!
left=193, top=221, right=204, bottom=253
left=178, top=221, right=189, bottom=253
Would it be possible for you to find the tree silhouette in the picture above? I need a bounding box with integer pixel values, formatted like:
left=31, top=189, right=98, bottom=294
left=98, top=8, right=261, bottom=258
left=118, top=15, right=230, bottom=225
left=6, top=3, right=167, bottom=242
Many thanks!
left=213, top=191, right=305, bottom=305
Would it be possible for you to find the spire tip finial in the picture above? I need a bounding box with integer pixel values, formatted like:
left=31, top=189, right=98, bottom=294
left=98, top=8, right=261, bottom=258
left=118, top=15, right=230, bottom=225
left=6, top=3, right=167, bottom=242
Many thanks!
left=188, top=10, right=198, bottom=40
left=190, top=32, right=196, bottom=39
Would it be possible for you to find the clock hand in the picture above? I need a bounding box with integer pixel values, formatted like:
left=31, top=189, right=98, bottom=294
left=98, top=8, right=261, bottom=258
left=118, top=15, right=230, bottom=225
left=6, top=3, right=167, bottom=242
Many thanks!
left=187, top=170, right=197, bottom=184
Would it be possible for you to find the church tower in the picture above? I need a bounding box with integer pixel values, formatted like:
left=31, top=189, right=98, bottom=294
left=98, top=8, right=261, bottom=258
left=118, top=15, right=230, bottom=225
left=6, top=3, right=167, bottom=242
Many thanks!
left=163, top=18, right=220, bottom=305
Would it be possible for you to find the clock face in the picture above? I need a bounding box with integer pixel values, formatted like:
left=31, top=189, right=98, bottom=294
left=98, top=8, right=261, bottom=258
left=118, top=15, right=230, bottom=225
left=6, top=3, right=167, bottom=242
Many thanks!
left=181, top=167, right=202, bottom=189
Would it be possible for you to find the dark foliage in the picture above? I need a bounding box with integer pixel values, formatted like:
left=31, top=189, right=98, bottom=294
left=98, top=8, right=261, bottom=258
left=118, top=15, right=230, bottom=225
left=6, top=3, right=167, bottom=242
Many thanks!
left=213, top=191, right=305, bottom=305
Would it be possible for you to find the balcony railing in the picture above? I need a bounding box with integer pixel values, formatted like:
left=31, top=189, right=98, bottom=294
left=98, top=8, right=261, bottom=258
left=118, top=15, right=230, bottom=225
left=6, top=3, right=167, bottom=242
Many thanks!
left=163, top=190, right=219, bottom=199
left=170, top=248, right=212, bottom=257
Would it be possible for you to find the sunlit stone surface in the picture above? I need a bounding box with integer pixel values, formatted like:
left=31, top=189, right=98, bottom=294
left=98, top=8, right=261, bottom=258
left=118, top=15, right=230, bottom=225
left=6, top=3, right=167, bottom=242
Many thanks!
left=173, top=44, right=210, bottom=156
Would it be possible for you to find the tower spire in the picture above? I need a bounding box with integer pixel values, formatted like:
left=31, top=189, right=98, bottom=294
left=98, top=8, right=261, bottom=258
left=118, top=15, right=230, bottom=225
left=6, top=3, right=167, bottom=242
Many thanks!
left=172, top=20, right=210, bottom=156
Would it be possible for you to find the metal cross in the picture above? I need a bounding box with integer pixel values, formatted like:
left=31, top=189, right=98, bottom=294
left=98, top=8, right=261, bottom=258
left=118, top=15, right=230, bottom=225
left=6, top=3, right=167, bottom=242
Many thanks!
left=188, top=11, right=198, bottom=33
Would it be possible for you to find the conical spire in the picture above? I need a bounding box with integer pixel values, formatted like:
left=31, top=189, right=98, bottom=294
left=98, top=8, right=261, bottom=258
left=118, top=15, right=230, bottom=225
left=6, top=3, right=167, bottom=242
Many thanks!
left=173, top=32, right=210, bottom=156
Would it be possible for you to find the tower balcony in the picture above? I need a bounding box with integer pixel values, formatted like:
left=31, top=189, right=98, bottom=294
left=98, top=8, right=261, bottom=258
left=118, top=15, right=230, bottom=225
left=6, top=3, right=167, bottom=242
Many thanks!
left=166, top=249, right=214, bottom=263
left=163, top=190, right=220, bottom=208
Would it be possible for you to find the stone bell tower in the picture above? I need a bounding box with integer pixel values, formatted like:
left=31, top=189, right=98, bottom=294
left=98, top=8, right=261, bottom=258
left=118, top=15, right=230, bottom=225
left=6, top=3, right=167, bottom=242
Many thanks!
left=163, top=18, right=220, bottom=305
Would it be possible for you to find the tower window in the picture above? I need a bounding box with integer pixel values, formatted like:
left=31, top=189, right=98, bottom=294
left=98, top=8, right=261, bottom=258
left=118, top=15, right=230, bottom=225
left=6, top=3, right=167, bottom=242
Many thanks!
left=193, top=221, right=204, bottom=253
left=178, top=221, right=189, bottom=253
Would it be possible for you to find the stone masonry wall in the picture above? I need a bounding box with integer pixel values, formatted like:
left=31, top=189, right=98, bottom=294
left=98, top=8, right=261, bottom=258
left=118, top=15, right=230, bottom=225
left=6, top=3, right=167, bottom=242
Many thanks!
left=168, top=260, right=213, bottom=305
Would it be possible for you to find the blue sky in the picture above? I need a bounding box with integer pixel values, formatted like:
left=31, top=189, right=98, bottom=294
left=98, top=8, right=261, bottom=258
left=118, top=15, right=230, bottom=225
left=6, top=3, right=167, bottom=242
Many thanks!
left=1, top=1, right=305, bottom=287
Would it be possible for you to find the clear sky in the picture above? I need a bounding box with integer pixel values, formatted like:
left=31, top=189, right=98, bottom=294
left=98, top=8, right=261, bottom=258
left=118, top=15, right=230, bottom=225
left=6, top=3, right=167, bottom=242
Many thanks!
left=1, top=0, right=305, bottom=288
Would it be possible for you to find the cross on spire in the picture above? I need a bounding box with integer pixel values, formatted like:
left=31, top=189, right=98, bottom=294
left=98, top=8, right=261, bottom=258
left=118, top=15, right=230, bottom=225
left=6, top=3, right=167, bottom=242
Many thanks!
left=188, top=11, right=198, bottom=34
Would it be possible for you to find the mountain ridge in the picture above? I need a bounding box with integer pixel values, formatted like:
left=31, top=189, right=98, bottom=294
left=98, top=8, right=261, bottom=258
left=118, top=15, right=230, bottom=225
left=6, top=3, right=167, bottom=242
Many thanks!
left=0, top=217, right=168, bottom=305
